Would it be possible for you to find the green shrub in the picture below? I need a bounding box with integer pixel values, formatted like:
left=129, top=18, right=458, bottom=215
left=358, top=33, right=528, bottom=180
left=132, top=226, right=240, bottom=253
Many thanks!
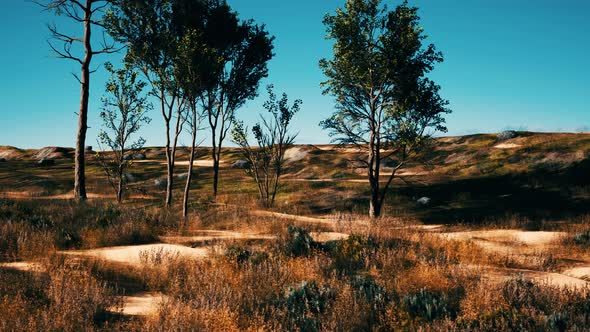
left=403, top=288, right=449, bottom=323
left=330, top=234, right=378, bottom=273
left=279, top=225, right=315, bottom=257
left=283, top=281, right=333, bottom=332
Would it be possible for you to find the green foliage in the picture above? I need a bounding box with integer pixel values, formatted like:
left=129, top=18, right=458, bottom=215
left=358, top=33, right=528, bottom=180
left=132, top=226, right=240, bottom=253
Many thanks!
left=97, top=62, right=152, bottom=202
left=319, top=0, right=450, bottom=217
left=283, top=281, right=334, bottom=332
left=330, top=234, right=378, bottom=272
left=403, top=288, right=450, bottom=323
left=278, top=225, right=315, bottom=257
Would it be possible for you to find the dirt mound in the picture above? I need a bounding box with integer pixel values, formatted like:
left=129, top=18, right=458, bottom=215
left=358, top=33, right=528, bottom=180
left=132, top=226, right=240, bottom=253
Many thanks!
left=0, top=146, right=25, bottom=160
left=33, top=147, right=73, bottom=160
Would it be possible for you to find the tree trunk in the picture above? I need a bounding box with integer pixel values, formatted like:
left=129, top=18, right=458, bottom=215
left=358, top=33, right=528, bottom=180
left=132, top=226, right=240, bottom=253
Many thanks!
left=183, top=114, right=198, bottom=218
left=368, top=186, right=382, bottom=218
left=212, top=150, right=220, bottom=197
left=164, top=117, right=173, bottom=208
left=73, top=2, right=93, bottom=202
left=117, top=177, right=123, bottom=203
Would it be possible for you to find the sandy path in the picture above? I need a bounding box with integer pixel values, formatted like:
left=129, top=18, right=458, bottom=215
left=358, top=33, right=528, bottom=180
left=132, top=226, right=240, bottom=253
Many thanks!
left=494, top=143, right=522, bottom=149
left=251, top=210, right=336, bottom=225
left=62, top=244, right=209, bottom=266
left=161, top=230, right=276, bottom=244
left=118, top=292, right=167, bottom=316
left=443, top=230, right=566, bottom=254
left=0, top=191, right=154, bottom=200
left=0, top=261, right=44, bottom=273
left=476, top=265, right=589, bottom=289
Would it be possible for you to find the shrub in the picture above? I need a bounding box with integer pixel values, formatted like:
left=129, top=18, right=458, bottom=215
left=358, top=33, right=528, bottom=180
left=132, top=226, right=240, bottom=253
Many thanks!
left=283, top=281, right=334, bottom=332
left=330, top=234, right=378, bottom=273
left=279, top=225, right=315, bottom=257
left=403, top=288, right=449, bottom=322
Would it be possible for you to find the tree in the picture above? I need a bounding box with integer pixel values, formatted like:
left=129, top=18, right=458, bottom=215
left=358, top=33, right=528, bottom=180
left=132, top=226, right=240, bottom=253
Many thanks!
left=37, top=0, right=118, bottom=201
left=175, top=28, right=213, bottom=217
left=199, top=1, right=274, bottom=197
left=106, top=0, right=190, bottom=208
left=320, top=0, right=450, bottom=218
left=232, top=86, right=301, bottom=207
left=96, top=62, right=152, bottom=203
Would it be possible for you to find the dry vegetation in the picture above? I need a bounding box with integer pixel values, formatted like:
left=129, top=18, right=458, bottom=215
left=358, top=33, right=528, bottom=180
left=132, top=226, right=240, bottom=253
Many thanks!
left=1, top=132, right=590, bottom=331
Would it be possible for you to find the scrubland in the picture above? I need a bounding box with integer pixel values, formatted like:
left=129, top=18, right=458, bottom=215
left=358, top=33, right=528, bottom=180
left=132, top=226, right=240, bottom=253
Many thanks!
left=1, top=132, right=590, bottom=331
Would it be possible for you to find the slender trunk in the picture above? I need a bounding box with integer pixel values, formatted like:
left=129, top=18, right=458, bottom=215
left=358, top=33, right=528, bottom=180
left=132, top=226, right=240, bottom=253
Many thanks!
left=183, top=123, right=197, bottom=218
left=212, top=149, right=220, bottom=196
left=74, top=3, right=93, bottom=202
left=164, top=117, right=173, bottom=208
left=117, top=177, right=123, bottom=203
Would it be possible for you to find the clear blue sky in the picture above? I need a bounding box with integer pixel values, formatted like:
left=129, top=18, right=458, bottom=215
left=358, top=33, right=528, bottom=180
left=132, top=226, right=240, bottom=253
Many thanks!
left=0, top=0, right=588, bottom=148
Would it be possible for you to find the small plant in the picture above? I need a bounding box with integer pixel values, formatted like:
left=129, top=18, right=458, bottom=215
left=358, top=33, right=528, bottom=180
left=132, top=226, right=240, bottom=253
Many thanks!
left=279, top=225, right=315, bottom=257
left=330, top=234, right=379, bottom=273
left=225, top=245, right=253, bottom=265
left=96, top=62, right=152, bottom=203
left=573, top=230, right=590, bottom=247
left=283, top=281, right=333, bottom=332
left=403, top=288, right=449, bottom=322
left=231, top=85, right=301, bottom=207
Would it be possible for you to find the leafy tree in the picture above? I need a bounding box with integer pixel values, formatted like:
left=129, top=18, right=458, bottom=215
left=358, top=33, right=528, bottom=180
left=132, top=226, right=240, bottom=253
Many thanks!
left=96, top=62, right=152, bottom=203
left=36, top=0, right=118, bottom=201
left=320, top=0, right=450, bottom=218
left=106, top=0, right=191, bottom=208
left=199, top=1, right=275, bottom=197
left=232, top=86, right=301, bottom=207
left=175, top=27, right=213, bottom=217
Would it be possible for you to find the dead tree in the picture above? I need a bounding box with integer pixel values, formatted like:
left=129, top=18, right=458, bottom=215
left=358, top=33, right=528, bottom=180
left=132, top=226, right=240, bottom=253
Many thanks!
left=37, top=0, right=118, bottom=201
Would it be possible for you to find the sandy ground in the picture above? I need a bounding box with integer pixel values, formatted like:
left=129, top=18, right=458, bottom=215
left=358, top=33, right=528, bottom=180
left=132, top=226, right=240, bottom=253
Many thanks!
left=251, top=210, right=336, bottom=225
left=161, top=230, right=276, bottom=244
left=62, top=244, right=209, bottom=266
left=118, top=292, right=167, bottom=316
left=443, top=230, right=566, bottom=254
left=494, top=143, right=522, bottom=149
left=0, top=191, right=153, bottom=200
left=0, top=261, right=44, bottom=273
left=310, top=232, right=349, bottom=242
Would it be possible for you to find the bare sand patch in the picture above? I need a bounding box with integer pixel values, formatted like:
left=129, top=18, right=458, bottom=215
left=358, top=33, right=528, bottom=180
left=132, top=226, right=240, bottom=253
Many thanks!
left=170, top=159, right=226, bottom=167
left=161, top=230, right=275, bottom=244
left=285, top=147, right=308, bottom=162
left=478, top=265, right=589, bottom=289
left=62, top=244, right=209, bottom=266
left=494, top=143, right=522, bottom=149
left=251, top=210, right=335, bottom=225
left=562, top=266, right=590, bottom=281
left=0, top=261, right=44, bottom=273
left=310, top=232, right=349, bottom=242
left=118, top=292, right=167, bottom=316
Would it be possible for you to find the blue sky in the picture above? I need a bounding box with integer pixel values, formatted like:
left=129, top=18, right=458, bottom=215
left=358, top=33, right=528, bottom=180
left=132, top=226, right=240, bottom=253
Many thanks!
left=0, top=0, right=588, bottom=148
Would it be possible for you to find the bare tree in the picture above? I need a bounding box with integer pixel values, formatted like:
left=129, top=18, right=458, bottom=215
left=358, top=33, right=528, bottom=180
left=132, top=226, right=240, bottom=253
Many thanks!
left=232, top=86, right=301, bottom=207
left=96, top=62, right=151, bottom=203
left=37, top=0, right=118, bottom=201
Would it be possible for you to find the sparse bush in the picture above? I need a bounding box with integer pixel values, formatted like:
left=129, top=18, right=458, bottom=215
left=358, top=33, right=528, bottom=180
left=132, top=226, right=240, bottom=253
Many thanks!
left=283, top=281, right=334, bottom=332
left=403, top=288, right=450, bottom=322
left=330, top=234, right=378, bottom=273
left=279, top=225, right=315, bottom=257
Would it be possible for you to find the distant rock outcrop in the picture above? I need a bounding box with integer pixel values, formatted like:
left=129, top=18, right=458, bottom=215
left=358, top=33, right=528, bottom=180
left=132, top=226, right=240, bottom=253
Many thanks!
left=154, top=178, right=167, bottom=189
left=497, top=130, right=517, bottom=141
left=37, top=158, right=55, bottom=166
left=34, top=147, right=71, bottom=160
left=231, top=160, right=250, bottom=169
left=417, top=197, right=431, bottom=206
